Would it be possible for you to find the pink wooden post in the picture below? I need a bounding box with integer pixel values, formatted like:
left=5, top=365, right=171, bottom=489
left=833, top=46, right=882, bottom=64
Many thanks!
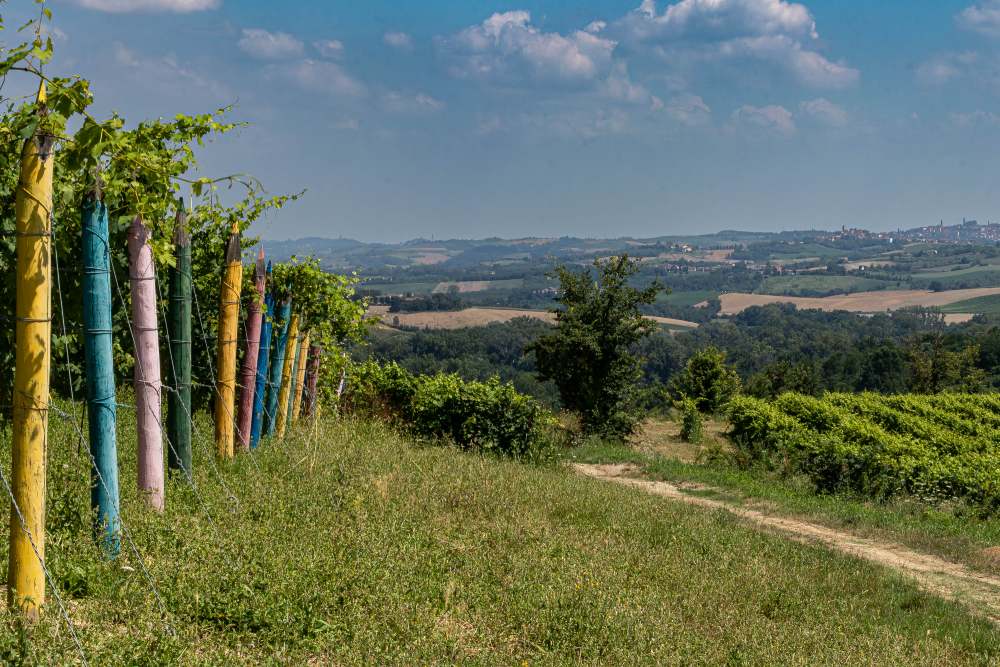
left=302, top=345, right=322, bottom=418
left=236, top=248, right=266, bottom=452
left=128, top=216, right=165, bottom=511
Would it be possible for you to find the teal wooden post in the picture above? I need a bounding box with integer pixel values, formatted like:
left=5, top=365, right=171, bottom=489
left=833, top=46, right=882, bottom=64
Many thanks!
left=82, top=185, right=120, bottom=558
left=167, top=210, right=192, bottom=478
left=263, top=297, right=291, bottom=437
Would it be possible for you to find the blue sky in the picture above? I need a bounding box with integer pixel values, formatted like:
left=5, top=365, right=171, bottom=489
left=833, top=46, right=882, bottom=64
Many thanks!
left=20, top=0, right=1000, bottom=240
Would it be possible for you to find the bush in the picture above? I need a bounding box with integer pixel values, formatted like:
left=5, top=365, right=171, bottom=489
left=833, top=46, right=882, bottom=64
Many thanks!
left=679, top=398, right=703, bottom=444
left=343, top=361, right=557, bottom=461
left=672, top=347, right=742, bottom=415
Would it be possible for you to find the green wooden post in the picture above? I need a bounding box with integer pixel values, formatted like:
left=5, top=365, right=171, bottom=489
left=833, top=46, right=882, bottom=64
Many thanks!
left=167, top=209, right=192, bottom=478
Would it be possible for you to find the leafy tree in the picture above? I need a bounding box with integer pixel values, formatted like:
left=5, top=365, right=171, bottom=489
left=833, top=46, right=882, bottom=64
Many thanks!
left=857, top=343, right=908, bottom=393
left=907, top=336, right=985, bottom=393
left=671, top=347, right=741, bottom=414
left=530, top=255, right=662, bottom=438
left=746, top=360, right=819, bottom=399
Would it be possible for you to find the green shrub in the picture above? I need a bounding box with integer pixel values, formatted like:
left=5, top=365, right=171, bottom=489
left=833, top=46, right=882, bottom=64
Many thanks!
left=727, top=392, right=1000, bottom=511
left=343, top=361, right=557, bottom=461
left=672, top=347, right=742, bottom=415
left=679, top=398, right=703, bottom=444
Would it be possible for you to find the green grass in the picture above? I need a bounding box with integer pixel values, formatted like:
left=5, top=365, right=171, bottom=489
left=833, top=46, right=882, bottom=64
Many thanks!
left=363, top=281, right=439, bottom=295
left=570, top=436, right=1000, bottom=578
left=5, top=405, right=999, bottom=663
left=757, top=275, right=891, bottom=296
left=941, top=294, right=1000, bottom=314
left=656, top=290, right=718, bottom=307
left=915, top=262, right=1000, bottom=279
left=432, top=278, right=525, bottom=293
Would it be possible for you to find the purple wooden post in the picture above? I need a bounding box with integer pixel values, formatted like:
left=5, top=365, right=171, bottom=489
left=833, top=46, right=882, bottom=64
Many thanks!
left=128, top=216, right=165, bottom=511
left=236, top=248, right=266, bottom=452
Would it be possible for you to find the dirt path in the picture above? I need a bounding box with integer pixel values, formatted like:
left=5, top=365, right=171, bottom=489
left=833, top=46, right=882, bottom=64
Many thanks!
left=574, top=463, right=1000, bottom=623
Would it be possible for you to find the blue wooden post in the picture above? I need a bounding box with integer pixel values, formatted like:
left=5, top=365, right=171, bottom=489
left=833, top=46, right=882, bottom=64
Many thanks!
left=263, top=296, right=292, bottom=438
left=250, top=264, right=274, bottom=449
left=82, top=188, right=120, bottom=558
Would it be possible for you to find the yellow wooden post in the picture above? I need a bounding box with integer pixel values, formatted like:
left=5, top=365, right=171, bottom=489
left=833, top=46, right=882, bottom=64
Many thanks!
left=291, top=331, right=310, bottom=423
left=214, top=222, right=243, bottom=459
left=9, top=82, right=53, bottom=619
left=275, top=314, right=299, bottom=439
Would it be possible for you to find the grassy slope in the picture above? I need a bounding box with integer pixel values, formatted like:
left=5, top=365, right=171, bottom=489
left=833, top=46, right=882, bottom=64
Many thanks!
left=940, top=293, right=1000, bottom=314
left=757, top=274, right=891, bottom=295
left=4, top=411, right=999, bottom=664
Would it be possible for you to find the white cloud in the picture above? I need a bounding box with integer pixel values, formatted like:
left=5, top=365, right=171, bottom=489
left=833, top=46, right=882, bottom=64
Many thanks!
left=442, top=11, right=617, bottom=86
left=384, top=31, right=415, bottom=51
left=585, top=21, right=608, bottom=34
left=665, top=93, right=712, bottom=125
left=799, top=97, right=847, bottom=126
left=622, top=0, right=818, bottom=41
left=68, top=0, right=218, bottom=11
left=958, top=1, right=1000, bottom=37
left=600, top=62, right=661, bottom=108
left=614, top=0, right=858, bottom=89
left=238, top=28, right=304, bottom=60
left=382, top=91, right=446, bottom=113
left=272, top=59, right=367, bottom=98
left=916, top=51, right=979, bottom=85
left=112, top=42, right=229, bottom=98
left=314, top=39, right=344, bottom=59
left=730, top=104, right=796, bottom=135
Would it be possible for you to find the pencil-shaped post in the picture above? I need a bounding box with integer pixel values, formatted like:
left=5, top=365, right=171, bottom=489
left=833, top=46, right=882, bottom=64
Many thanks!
left=250, top=270, right=274, bottom=449
left=275, top=315, right=300, bottom=439
left=214, top=222, right=243, bottom=460
left=9, top=82, right=53, bottom=618
left=291, top=331, right=310, bottom=423
left=128, top=216, right=165, bottom=511
left=167, top=210, right=192, bottom=479
left=82, top=183, right=120, bottom=559
left=236, top=248, right=266, bottom=453
left=263, top=297, right=291, bottom=438
left=302, top=344, right=322, bottom=418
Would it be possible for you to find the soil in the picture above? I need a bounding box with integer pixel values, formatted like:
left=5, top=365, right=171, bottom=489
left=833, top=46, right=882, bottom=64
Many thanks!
left=574, top=463, right=1000, bottom=624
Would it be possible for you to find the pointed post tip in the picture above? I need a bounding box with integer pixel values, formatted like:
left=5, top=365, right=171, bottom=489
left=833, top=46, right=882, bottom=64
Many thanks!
left=36, top=80, right=46, bottom=105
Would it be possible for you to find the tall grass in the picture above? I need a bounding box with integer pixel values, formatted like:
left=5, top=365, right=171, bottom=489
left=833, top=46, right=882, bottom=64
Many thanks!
left=0, top=401, right=994, bottom=663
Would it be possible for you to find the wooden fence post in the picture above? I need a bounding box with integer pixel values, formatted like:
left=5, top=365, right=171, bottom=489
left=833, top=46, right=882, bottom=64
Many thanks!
left=167, top=209, right=192, bottom=479
left=236, top=248, right=266, bottom=453
left=264, top=297, right=291, bottom=438
left=128, top=216, right=165, bottom=511
left=82, top=182, right=121, bottom=559
left=9, top=81, right=53, bottom=617
left=214, top=223, right=243, bottom=459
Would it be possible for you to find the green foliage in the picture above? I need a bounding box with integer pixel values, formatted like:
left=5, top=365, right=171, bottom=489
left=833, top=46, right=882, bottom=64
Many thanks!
left=344, top=360, right=557, bottom=461
left=907, top=337, right=985, bottom=393
left=746, top=360, right=820, bottom=398
left=671, top=346, right=742, bottom=414
left=270, top=256, right=370, bottom=408
left=728, top=392, right=1000, bottom=512
left=679, top=397, right=703, bottom=444
left=531, top=255, right=662, bottom=438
